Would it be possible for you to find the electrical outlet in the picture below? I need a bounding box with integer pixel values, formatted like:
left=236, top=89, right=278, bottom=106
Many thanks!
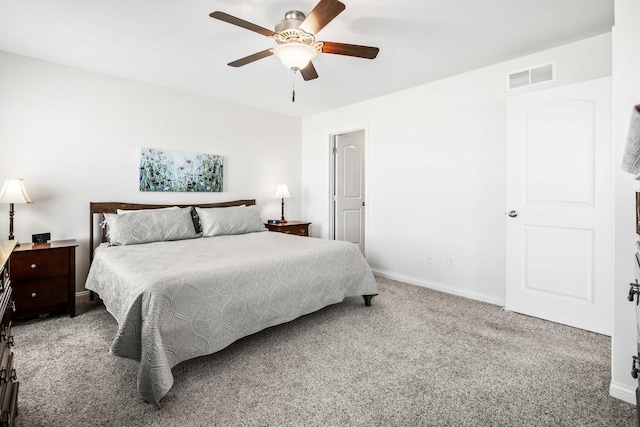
left=427, top=256, right=433, bottom=264
left=447, top=256, right=454, bottom=268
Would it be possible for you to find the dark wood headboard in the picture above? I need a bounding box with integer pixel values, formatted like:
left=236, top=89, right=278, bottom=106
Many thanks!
left=89, top=200, right=256, bottom=263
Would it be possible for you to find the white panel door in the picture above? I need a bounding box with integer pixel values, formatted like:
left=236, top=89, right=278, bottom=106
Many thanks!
left=506, top=77, right=613, bottom=335
left=334, top=134, right=365, bottom=254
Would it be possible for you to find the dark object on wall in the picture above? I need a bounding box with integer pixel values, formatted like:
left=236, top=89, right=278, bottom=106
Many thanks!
left=31, top=233, right=50, bottom=245
left=636, top=193, right=640, bottom=236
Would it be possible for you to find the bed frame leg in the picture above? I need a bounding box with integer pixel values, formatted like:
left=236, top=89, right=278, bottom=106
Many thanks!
left=363, top=294, right=377, bottom=306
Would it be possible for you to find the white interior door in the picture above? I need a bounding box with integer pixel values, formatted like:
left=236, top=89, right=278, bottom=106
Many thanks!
left=506, top=77, right=613, bottom=336
left=333, top=131, right=365, bottom=254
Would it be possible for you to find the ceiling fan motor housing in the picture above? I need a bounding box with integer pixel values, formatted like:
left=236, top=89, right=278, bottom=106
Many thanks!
left=274, top=11, right=318, bottom=48
left=275, top=10, right=305, bottom=33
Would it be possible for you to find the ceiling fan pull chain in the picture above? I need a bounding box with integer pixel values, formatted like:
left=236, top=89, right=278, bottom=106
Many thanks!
left=292, top=69, right=297, bottom=102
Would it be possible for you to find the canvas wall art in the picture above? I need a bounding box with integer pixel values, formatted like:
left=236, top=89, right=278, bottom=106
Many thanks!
left=139, top=148, right=223, bottom=192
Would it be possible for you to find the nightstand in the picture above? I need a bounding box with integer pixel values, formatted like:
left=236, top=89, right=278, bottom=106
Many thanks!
left=10, top=239, right=78, bottom=319
left=264, top=221, right=311, bottom=237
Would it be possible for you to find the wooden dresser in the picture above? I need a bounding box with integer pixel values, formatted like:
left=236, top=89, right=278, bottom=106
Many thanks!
left=0, top=240, right=18, bottom=426
left=264, top=221, right=311, bottom=237
left=631, top=192, right=640, bottom=424
left=10, top=239, right=78, bottom=319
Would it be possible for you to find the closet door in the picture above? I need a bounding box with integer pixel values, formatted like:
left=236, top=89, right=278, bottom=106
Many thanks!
left=506, top=77, right=613, bottom=335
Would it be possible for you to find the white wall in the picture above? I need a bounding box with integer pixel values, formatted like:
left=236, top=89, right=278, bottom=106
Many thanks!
left=0, top=52, right=302, bottom=290
left=0, top=12, right=632, bottom=405
left=610, top=0, right=640, bottom=404
left=301, top=33, right=611, bottom=306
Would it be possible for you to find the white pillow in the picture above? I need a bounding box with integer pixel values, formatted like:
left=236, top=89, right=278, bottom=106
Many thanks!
left=105, top=207, right=199, bottom=246
left=195, top=205, right=266, bottom=237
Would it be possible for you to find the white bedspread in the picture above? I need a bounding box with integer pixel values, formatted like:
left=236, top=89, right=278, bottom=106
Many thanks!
left=85, top=231, right=377, bottom=405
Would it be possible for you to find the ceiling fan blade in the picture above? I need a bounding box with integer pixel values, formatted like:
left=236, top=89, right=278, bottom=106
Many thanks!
left=300, top=62, right=319, bottom=81
left=299, top=0, right=345, bottom=35
left=320, top=41, right=379, bottom=59
left=228, top=49, right=274, bottom=67
left=210, top=11, right=276, bottom=37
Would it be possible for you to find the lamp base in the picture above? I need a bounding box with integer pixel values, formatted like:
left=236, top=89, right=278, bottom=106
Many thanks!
left=8, top=203, right=15, bottom=243
left=280, top=197, right=287, bottom=224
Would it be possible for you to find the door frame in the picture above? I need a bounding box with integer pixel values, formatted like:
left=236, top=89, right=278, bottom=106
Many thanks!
left=328, top=126, right=369, bottom=257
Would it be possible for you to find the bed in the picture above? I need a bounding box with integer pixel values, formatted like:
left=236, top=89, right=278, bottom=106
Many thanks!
left=85, top=200, right=378, bottom=406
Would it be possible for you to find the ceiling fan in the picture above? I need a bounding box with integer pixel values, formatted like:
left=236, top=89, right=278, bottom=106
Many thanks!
left=209, top=0, right=380, bottom=82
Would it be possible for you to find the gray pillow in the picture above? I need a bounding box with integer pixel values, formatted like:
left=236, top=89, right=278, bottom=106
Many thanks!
left=195, top=205, right=266, bottom=237
left=105, top=207, right=199, bottom=245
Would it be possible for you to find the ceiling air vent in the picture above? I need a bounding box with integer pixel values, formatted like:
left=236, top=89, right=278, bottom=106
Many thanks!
left=508, top=63, right=555, bottom=91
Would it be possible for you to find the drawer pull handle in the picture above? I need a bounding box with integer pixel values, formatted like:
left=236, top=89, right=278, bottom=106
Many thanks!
left=31, top=293, right=36, bottom=298
left=30, top=264, right=36, bottom=269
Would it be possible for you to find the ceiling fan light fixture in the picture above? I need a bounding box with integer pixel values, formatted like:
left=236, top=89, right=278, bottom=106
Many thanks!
left=273, top=43, right=317, bottom=71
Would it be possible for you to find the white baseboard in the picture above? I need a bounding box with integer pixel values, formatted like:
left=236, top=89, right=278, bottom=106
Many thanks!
left=74, top=290, right=91, bottom=301
left=371, top=268, right=506, bottom=307
left=610, top=382, right=636, bottom=405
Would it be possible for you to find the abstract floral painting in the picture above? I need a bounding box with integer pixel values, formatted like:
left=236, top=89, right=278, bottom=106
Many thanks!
left=139, top=148, right=223, bottom=192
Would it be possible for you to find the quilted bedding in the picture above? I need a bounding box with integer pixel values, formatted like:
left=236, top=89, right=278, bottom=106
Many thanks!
left=85, top=231, right=377, bottom=405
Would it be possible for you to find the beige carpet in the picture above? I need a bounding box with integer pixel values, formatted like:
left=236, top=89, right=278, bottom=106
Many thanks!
left=11, top=278, right=636, bottom=426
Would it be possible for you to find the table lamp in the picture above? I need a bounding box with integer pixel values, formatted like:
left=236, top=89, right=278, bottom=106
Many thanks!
left=0, top=179, right=33, bottom=243
left=274, top=184, right=291, bottom=223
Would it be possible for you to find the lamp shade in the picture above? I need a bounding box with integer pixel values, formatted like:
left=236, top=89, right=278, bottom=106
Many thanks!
left=274, top=184, right=291, bottom=199
left=273, top=43, right=317, bottom=70
left=0, top=179, right=33, bottom=204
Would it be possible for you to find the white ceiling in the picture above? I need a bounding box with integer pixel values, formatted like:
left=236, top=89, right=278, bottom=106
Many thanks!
left=0, top=0, right=613, bottom=117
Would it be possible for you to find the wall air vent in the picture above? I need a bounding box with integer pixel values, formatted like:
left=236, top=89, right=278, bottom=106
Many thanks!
left=509, top=70, right=530, bottom=90
left=508, top=62, right=555, bottom=91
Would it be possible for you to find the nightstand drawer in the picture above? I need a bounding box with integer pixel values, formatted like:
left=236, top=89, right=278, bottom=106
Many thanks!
left=12, top=276, right=69, bottom=313
left=264, top=221, right=311, bottom=237
left=10, top=249, right=69, bottom=280
left=280, top=225, right=307, bottom=236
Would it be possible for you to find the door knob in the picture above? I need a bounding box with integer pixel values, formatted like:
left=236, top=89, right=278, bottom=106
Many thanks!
left=507, top=210, right=518, bottom=218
